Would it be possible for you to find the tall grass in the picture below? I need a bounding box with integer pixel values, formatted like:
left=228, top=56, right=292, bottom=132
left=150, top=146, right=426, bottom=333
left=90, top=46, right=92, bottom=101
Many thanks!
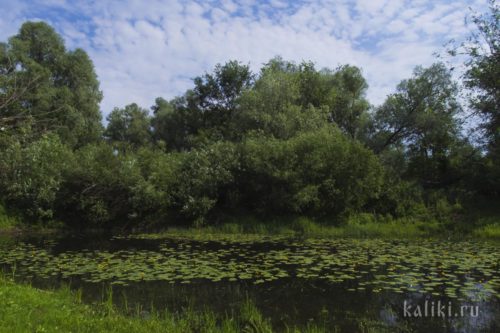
left=142, top=214, right=447, bottom=240
left=0, top=275, right=328, bottom=333
left=0, top=204, right=19, bottom=231
left=473, top=224, right=500, bottom=239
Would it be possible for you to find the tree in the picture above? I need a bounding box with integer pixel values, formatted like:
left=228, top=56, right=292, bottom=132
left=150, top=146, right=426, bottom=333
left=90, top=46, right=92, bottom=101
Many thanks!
left=0, top=43, right=41, bottom=117
left=237, top=127, right=383, bottom=217
left=173, top=141, right=239, bottom=225
left=150, top=61, right=253, bottom=149
left=150, top=97, right=201, bottom=151
left=105, top=103, right=152, bottom=147
left=0, top=133, right=73, bottom=220
left=451, top=0, right=499, bottom=148
left=232, top=57, right=328, bottom=139
left=450, top=0, right=499, bottom=195
left=0, top=22, right=103, bottom=146
left=55, top=143, right=144, bottom=225
left=232, top=58, right=370, bottom=140
left=371, top=63, right=463, bottom=187
left=193, top=60, right=253, bottom=118
left=327, top=65, right=371, bottom=139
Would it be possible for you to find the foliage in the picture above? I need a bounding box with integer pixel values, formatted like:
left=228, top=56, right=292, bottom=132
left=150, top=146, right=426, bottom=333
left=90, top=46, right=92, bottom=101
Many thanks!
left=105, top=103, right=152, bottom=147
left=371, top=63, right=468, bottom=190
left=473, top=223, right=500, bottom=238
left=0, top=203, right=20, bottom=230
left=171, top=141, right=240, bottom=225
left=0, top=22, right=103, bottom=147
left=0, top=19, right=499, bottom=230
left=0, top=133, right=72, bottom=220
left=447, top=1, right=500, bottom=195
left=150, top=61, right=253, bottom=149
left=56, top=144, right=143, bottom=226
left=459, top=0, right=499, bottom=148
left=238, top=127, right=383, bottom=217
left=232, top=61, right=327, bottom=140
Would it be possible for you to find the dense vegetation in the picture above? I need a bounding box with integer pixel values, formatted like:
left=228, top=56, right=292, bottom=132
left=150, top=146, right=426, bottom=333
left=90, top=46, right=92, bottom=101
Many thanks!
left=0, top=2, right=498, bottom=231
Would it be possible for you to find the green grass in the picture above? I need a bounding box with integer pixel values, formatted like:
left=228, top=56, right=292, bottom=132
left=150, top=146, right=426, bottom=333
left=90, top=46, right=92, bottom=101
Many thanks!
left=3, top=198, right=500, bottom=240
left=149, top=211, right=500, bottom=240
left=0, top=275, right=414, bottom=333
left=139, top=215, right=447, bottom=240
left=0, top=275, right=338, bottom=333
left=0, top=204, right=20, bottom=231
left=0, top=203, right=66, bottom=234
left=473, top=223, right=500, bottom=239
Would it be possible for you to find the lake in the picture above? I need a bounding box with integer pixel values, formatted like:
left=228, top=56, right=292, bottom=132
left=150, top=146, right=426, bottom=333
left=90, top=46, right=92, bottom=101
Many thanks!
left=0, top=232, right=499, bottom=332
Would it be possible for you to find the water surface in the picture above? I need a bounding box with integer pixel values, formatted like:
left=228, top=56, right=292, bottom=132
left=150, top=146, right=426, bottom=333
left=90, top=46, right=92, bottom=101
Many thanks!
left=1, top=232, right=499, bottom=332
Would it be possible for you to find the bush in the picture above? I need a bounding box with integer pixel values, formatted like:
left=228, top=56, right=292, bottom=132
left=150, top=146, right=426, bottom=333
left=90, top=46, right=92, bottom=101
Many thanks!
left=0, top=134, right=73, bottom=220
left=369, top=179, right=430, bottom=219
left=237, top=127, right=384, bottom=218
left=128, top=148, right=182, bottom=226
left=172, top=141, right=240, bottom=225
left=56, top=144, right=143, bottom=226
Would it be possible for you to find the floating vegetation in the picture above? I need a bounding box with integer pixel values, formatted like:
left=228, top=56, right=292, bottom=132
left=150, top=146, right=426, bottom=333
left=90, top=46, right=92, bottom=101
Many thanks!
left=0, top=236, right=499, bottom=302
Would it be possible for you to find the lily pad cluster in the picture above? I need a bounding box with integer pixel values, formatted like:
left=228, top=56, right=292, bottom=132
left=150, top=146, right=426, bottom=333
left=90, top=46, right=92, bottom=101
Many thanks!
left=0, top=237, right=499, bottom=301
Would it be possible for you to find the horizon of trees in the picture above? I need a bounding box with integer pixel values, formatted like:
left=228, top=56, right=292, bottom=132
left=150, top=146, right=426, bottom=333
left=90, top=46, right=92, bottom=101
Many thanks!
left=0, top=1, right=498, bottom=228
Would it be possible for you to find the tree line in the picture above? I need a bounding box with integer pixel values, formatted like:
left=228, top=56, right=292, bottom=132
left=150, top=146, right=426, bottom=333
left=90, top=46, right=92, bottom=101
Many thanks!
left=0, top=2, right=498, bottom=228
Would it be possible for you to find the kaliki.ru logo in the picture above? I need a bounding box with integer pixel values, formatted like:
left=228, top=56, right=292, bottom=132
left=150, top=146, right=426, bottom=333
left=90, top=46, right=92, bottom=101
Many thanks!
left=403, top=300, right=479, bottom=318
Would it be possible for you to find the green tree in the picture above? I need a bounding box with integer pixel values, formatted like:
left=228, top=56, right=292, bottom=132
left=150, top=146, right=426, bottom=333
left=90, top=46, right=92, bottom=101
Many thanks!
left=238, top=127, right=383, bottom=217
left=371, top=63, right=464, bottom=187
left=450, top=0, right=499, bottom=194
left=0, top=22, right=103, bottom=146
left=232, top=58, right=370, bottom=140
left=453, top=0, right=499, bottom=147
left=232, top=58, right=328, bottom=139
left=56, top=144, right=144, bottom=225
left=172, top=141, right=240, bottom=225
left=0, top=133, right=73, bottom=220
left=150, top=61, right=253, bottom=150
left=327, top=65, right=371, bottom=139
left=192, top=60, right=253, bottom=130
left=105, top=103, right=152, bottom=147
left=150, top=97, right=200, bottom=151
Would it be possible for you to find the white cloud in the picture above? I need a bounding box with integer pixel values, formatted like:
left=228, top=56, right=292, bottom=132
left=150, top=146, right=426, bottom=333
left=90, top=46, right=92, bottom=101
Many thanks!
left=0, top=0, right=489, bottom=114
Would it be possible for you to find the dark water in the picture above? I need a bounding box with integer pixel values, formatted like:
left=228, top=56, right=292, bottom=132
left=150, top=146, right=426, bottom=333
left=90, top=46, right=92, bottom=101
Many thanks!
left=0, top=232, right=499, bottom=332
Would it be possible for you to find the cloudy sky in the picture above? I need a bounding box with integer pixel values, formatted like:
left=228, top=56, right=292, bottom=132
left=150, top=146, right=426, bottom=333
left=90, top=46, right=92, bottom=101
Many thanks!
left=0, top=0, right=487, bottom=116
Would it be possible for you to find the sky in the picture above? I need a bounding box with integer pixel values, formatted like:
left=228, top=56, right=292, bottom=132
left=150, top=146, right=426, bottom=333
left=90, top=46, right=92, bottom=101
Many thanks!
left=0, top=0, right=488, bottom=116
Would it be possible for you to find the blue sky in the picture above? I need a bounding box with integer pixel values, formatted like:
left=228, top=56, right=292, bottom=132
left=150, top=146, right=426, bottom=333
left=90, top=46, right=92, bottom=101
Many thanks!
left=0, top=0, right=487, bottom=115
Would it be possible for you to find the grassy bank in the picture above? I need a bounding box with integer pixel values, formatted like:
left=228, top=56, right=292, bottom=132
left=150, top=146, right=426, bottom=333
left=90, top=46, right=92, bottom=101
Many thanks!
left=132, top=215, right=466, bottom=240
left=0, top=275, right=275, bottom=333
left=2, top=199, right=500, bottom=239
left=0, top=204, right=20, bottom=232
left=163, top=222, right=433, bottom=239
left=473, top=223, right=500, bottom=238
left=0, top=203, right=66, bottom=235
left=0, top=275, right=412, bottom=333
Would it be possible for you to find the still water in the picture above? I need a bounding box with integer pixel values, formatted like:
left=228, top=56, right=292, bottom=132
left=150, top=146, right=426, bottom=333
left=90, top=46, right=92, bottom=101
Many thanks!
left=0, top=232, right=499, bottom=332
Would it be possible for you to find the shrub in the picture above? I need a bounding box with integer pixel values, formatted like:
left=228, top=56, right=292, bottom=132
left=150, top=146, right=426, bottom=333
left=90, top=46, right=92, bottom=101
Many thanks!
left=237, top=127, right=384, bottom=218
left=0, top=134, right=73, bottom=220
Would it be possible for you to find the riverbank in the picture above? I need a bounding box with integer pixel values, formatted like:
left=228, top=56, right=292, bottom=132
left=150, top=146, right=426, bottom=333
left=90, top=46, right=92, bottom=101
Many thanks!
left=2, top=200, right=500, bottom=240
left=0, top=275, right=279, bottom=333
left=0, top=275, right=406, bottom=333
left=125, top=215, right=500, bottom=240
left=1, top=228, right=498, bottom=332
left=0, top=204, right=20, bottom=233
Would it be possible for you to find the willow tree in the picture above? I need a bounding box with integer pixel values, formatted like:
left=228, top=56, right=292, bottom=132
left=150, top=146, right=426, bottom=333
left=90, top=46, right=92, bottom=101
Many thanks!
left=0, top=21, right=103, bottom=147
